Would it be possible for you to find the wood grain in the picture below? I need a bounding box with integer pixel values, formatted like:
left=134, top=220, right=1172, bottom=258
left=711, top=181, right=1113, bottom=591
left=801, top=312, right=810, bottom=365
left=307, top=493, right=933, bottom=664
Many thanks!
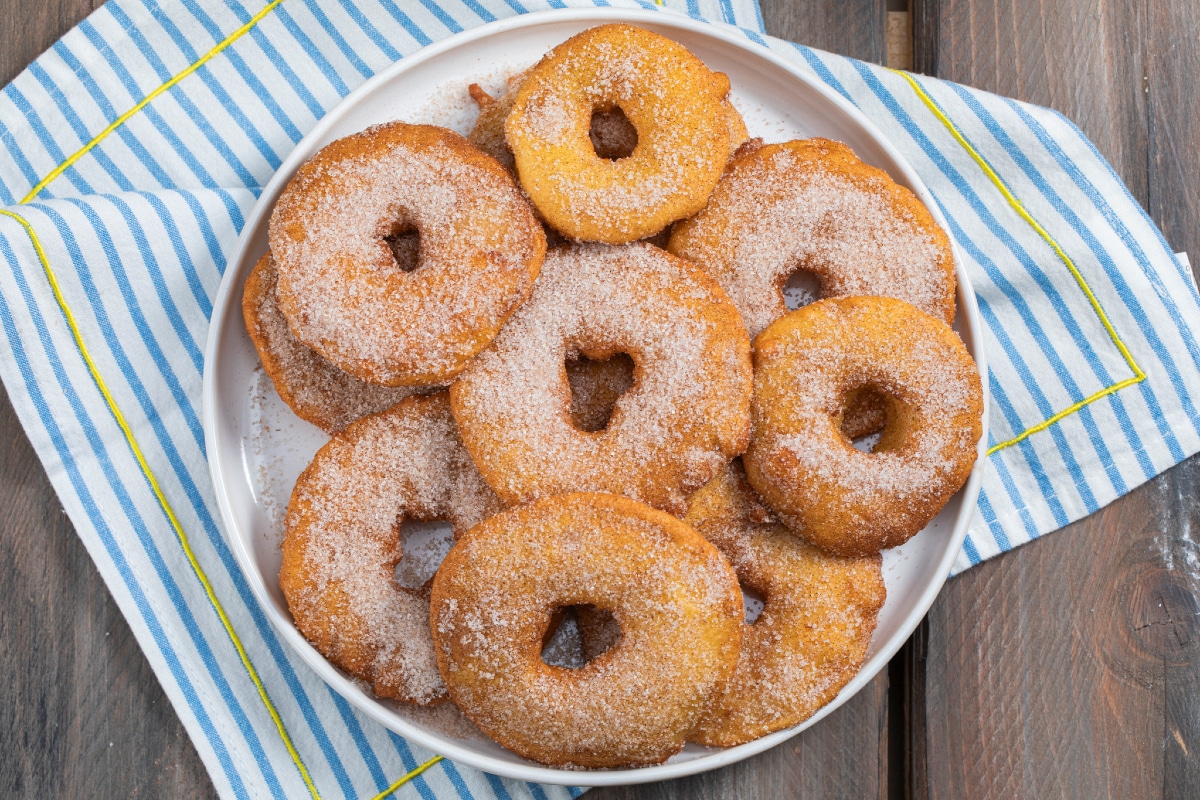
left=762, top=0, right=889, bottom=64
left=912, top=2, right=1200, bottom=797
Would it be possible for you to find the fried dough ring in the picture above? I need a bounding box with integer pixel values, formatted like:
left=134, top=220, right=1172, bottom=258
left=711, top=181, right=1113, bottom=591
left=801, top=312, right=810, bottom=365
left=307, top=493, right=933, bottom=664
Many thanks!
left=430, top=492, right=743, bottom=767
left=744, top=297, right=983, bottom=556
left=682, top=461, right=885, bottom=746
left=669, top=137, right=956, bottom=338
left=449, top=242, right=752, bottom=515
left=269, top=122, right=545, bottom=386
left=505, top=24, right=734, bottom=243
left=469, top=71, right=749, bottom=172
left=242, top=252, right=417, bottom=434
left=280, top=393, right=502, bottom=704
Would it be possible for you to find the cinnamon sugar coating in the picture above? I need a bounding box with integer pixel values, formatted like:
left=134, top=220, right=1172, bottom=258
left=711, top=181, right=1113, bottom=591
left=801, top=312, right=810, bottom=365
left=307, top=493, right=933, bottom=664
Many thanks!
left=269, top=122, right=545, bottom=386
left=744, top=297, right=983, bottom=556
left=242, top=252, right=418, bottom=434
left=469, top=69, right=749, bottom=174
left=280, top=393, right=502, bottom=704
left=505, top=24, right=734, bottom=243
left=430, top=493, right=743, bottom=768
left=682, top=460, right=885, bottom=746
left=449, top=242, right=753, bottom=515
left=669, top=137, right=957, bottom=338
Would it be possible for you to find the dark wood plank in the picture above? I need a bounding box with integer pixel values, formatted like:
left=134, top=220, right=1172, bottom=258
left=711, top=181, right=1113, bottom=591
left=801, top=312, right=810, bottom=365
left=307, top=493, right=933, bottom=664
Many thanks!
left=912, top=1, right=1200, bottom=796
left=763, top=0, right=889, bottom=64
left=0, top=0, right=100, bottom=86
left=1146, top=0, right=1200, bottom=273
left=589, top=677, right=889, bottom=800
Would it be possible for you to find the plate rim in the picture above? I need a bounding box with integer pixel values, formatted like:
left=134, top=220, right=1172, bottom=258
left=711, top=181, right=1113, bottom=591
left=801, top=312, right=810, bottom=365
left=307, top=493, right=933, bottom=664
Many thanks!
left=202, top=6, right=989, bottom=787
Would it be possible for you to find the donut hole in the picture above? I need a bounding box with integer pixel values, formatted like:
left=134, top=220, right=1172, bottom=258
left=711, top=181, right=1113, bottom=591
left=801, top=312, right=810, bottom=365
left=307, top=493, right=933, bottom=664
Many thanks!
left=782, top=267, right=822, bottom=310
left=393, top=518, right=454, bottom=591
left=382, top=224, right=422, bottom=273
left=589, top=106, right=638, bottom=160
left=565, top=352, right=637, bottom=433
left=541, top=605, right=621, bottom=668
left=742, top=586, right=766, bottom=625
left=839, top=385, right=911, bottom=454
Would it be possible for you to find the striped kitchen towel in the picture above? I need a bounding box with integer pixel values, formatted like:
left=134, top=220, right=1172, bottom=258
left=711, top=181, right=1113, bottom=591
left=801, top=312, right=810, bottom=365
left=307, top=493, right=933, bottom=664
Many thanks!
left=0, top=0, right=1197, bottom=798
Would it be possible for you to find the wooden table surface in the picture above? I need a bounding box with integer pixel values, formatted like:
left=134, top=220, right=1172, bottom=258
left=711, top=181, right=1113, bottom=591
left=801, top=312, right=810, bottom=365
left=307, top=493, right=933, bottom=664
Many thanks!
left=2, top=0, right=1198, bottom=797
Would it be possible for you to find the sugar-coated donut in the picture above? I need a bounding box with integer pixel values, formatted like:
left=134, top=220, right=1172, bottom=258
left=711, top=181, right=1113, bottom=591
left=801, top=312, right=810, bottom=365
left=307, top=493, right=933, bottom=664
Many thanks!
left=269, top=121, right=545, bottom=386
left=280, top=393, right=502, bottom=704
left=682, top=461, right=885, bottom=746
left=429, top=492, right=743, bottom=767
left=242, top=252, right=417, bottom=434
left=744, top=297, right=983, bottom=556
left=505, top=24, right=735, bottom=243
left=469, top=71, right=750, bottom=173
left=669, top=138, right=957, bottom=338
left=449, top=242, right=753, bottom=515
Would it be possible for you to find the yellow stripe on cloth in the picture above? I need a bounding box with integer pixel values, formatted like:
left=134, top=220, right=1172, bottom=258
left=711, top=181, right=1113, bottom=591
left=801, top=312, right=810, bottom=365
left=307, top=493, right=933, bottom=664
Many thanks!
left=0, top=207, right=319, bottom=799
left=20, top=0, right=287, bottom=204
left=370, top=756, right=445, bottom=800
left=892, top=69, right=1147, bottom=457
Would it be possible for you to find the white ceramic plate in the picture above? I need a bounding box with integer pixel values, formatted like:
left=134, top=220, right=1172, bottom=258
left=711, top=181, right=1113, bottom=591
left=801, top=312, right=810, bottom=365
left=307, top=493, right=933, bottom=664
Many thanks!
left=203, top=7, right=988, bottom=787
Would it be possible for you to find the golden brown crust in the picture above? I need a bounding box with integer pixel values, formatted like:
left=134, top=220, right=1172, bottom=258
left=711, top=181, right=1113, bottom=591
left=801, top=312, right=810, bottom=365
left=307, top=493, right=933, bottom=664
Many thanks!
left=280, top=393, right=502, bottom=704
left=449, top=242, right=753, bottom=515
left=242, top=252, right=418, bottom=433
left=429, top=493, right=743, bottom=767
left=269, top=121, right=545, bottom=386
left=682, top=461, right=885, bottom=746
left=506, top=24, right=733, bottom=243
left=669, top=137, right=957, bottom=338
left=743, top=297, right=983, bottom=556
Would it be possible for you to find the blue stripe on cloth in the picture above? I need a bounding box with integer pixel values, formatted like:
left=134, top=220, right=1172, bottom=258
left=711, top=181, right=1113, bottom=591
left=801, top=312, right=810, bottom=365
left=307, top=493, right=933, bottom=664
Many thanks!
left=27, top=63, right=138, bottom=195
left=0, top=229, right=265, bottom=795
left=141, top=191, right=216, bottom=319
left=98, top=194, right=207, bottom=374
left=387, top=733, right=440, bottom=800
left=49, top=40, right=179, bottom=194
left=943, top=83, right=1200, bottom=449
left=96, top=6, right=262, bottom=188
left=331, top=0, right=404, bottom=62
left=3, top=85, right=93, bottom=195
left=377, top=0, right=436, bottom=45
left=327, top=690, right=390, bottom=793
left=75, top=19, right=247, bottom=190
left=28, top=202, right=364, bottom=794
left=297, top=0, right=376, bottom=80
left=486, top=773, right=514, bottom=800
left=0, top=121, right=36, bottom=200
left=987, top=439, right=1042, bottom=541
left=266, top=3, right=352, bottom=98
left=438, top=757, right=477, bottom=800
left=974, top=291, right=1104, bottom=510
left=0, top=220, right=289, bottom=800
left=142, top=0, right=295, bottom=162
